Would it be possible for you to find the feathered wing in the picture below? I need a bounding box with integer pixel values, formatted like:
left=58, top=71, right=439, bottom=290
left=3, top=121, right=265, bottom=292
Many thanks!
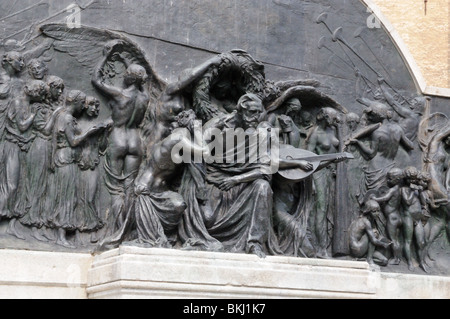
left=41, top=23, right=166, bottom=86
left=40, top=23, right=167, bottom=138
left=266, top=85, right=348, bottom=114
left=41, top=24, right=120, bottom=73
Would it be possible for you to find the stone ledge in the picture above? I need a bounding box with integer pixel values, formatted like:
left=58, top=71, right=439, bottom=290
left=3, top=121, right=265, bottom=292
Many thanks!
left=87, top=247, right=378, bottom=299
left=0, top=249, right=93, bottom=299
left=0, top=248, right=449, bottom=299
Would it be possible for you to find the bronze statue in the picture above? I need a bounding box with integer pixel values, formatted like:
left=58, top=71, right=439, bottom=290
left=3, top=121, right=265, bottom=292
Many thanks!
left=74, top=96, right=108, bottom=244
left=306, top=107, right=341, bottom=258
left=14, top=80, right=62, bottom=242
left=369, top=168, right=405, bottom=265
left=92, top=45, right=150, bottom=231
left=45, top=90, right=111, bottom=248
left=0, top=17, right=446, bottom=276
left=349, top=200, right=392, bottom=266
left=348, top=100, right=415, bottom=203
left=0, top=51, right=30, bottom=223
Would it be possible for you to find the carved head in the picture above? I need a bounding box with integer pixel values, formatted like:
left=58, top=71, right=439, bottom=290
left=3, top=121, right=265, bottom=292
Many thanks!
left=24, top=80, right=49, bottom=103
left=175, top=109, right=196, bottom=129
left=85, top=96, right=100, bottom=118
left=362, top=200, right=381, bottom=216
left=236, top=93, right=265, bottom=130
left=409, top=96, right=426, bottom=114
left=364, top=102, right=392, bottom=123
left=278, top=114, right=293, bottom=129
left=2, top=51, right=25, bottom=74
left=346, top=112, right=360, bottom=131
left=124, top=64, right=148, bottom=86
left=317, top=107, right=339, bottom=126
left=66, top=90, right=87, bottom=116
left=418, top=171, right=432, bottom=188
left=300, top=110, right=313, bottom=128
left=28, top=59, right=48, bottom=80
left=387, top=168, right=404, bottom=186
left=403, top=166, right=420, bottom=184
left=47, top=76, right=65, bottom=101
left=285, top=97, right=302, bottom=120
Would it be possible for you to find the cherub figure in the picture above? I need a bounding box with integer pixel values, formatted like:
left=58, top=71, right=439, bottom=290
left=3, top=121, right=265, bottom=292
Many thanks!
left=370, top=168, right=405, bottom=265
left=401, top=166, right=431, bottom=272
left=349, top=200, right=392, bottom=266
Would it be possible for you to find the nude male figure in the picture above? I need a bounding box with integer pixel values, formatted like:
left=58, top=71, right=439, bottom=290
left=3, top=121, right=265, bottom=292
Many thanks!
left=92, top=44, right=150, bottom=228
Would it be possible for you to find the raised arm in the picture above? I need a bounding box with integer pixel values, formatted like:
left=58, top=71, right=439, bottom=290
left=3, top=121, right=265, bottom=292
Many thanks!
left=14, top=99, right=36, bottom=132
left=91, top=54, right=122, bottom=99
left=379, top=79, right=414, bottom=119
left=356, top=97, right=373, bottom=108
left=349, top=133, right=378, bottom=161
left=364, top=219, right=390, bottom=248
left=357, top=140, right=378, bottom=160
left=23, top=38, right=54, bottom=61
left=165, top=55, right=222, bottom=96
left=39, top=107, right=64, bottom=136
left=275, top=79, right=321, bottom=91
left=400, top=131, right=415, bottom=151
left=64, top=115, right=107, bottom=148
left=371, top=188, right=395, bottom=203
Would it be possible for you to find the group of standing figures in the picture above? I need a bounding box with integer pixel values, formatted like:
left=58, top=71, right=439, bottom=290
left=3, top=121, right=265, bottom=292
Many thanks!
left=0, top=27, right=448, bottom=273
left=0, top=47, right=111, bottom=248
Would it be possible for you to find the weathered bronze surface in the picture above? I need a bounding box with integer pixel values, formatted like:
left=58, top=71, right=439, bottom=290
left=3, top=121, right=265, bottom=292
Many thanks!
left=0, top=0, right=448, bottom=276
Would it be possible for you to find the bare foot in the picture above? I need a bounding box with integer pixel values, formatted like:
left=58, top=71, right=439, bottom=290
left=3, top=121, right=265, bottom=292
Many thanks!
left=388, top=257, right=401, bottom=265
left=7, top=220, right=26, bottom=240
left=31, top=227, right=49, bottom=242
left=56, top=238, right=76, bottom=249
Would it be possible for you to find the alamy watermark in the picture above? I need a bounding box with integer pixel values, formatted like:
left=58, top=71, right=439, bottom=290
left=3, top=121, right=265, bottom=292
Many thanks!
left=65, top=3, right=82, bottom=29
left=366, top=7, right=381, bottom=29
left=170, top=121, right=281, bottom=174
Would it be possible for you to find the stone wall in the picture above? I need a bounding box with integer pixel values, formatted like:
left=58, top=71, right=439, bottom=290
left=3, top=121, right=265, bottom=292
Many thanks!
left=372, top=0, right=449, bottom=90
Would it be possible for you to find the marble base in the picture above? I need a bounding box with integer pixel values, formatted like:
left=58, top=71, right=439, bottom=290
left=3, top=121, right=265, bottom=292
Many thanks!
left=0, top=249, right=93, bottom=299
left=86, top=247, right=379, bottom=299
left=1, top=247, right=449, bottom=299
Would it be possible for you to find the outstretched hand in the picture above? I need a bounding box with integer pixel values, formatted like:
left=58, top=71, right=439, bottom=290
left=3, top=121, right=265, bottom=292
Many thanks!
left=218, top=177, right=239, bottom=191
left=333, top=155, right=347, bottom=164
left=103, top=39, right=126, bottom=57
left=135, top=184, right=150, bottom=196
left=382, top=240, right=392, bottom=249
left=298, top=160, right=313, bottom=171
left=345, top=138, right=358, bottom=146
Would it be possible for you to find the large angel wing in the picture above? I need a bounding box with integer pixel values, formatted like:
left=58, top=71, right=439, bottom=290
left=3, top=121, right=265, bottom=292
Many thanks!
left=40, top=24, right=115, bottom=71
left=40, top=23, right=167, bottom=94
left=40, top=24, right=167, bottom=137
left=266, top=85, right=348, bottom=114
